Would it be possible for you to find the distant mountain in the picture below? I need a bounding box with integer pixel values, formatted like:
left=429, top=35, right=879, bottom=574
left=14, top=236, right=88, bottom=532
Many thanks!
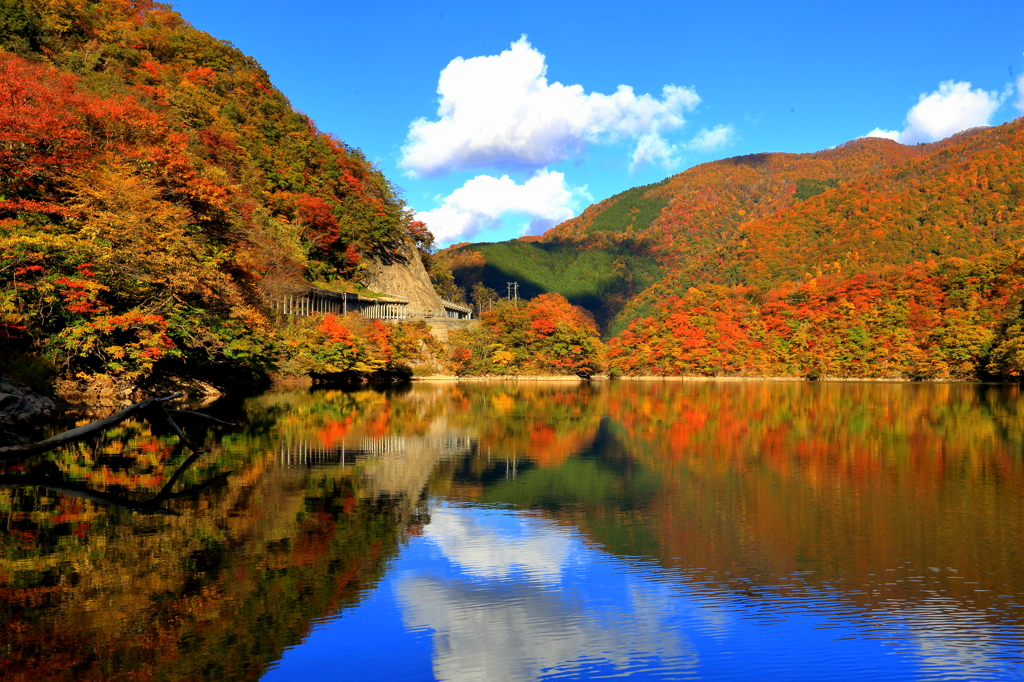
left=439, top=132, right=942, bottom=334
left=441, top=119, right=1024, bottom=378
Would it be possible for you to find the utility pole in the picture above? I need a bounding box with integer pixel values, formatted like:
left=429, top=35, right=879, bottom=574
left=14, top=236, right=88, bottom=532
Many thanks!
left=506, top=282, right=519, bottom=302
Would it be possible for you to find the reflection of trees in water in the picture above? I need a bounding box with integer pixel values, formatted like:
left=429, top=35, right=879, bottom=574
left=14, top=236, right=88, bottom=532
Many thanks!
left=428, top=380, right=1024, bottom=655
left=276, top=434, right=475, bottom=468
left=0, top=449, right=225, bottom=515
left=4, top=381, right=1022, bottom=680
left=244, top=380, right=1024, bottom=657
left=595, top=381, right=1024, bottom=619
left=0, top=395, right=428, bottom=682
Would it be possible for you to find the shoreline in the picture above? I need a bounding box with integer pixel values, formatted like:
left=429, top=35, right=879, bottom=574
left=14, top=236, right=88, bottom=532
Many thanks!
left=413, top=374, right=1006, bottom=384
left=414, top=374, right=595, bottom=382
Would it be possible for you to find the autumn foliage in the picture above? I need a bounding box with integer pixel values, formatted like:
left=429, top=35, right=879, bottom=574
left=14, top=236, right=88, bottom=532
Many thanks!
left=448, top=293, right=605, bottom=376
left=0, top=0, right=426, bottom=386
left=279, top=313, right=442, bottom=378
left=599, top=121, right=1024, bottom=379
left=446, top=115, right=1024, bottom=380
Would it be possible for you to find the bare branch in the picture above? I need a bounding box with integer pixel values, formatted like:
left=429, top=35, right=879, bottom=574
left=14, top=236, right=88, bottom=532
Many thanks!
left=0, top=393, right=185, bottom=460
left=151, top=405, right=205, bottom=455
left=166, top=409, right=236, bottom=426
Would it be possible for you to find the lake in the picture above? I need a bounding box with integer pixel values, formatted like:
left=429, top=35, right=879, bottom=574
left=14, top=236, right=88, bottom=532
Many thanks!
left=2, top=380, right=1023, bottom=681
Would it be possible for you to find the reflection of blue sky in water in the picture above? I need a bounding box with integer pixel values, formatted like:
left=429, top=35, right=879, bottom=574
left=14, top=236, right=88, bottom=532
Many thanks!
left=262, top=502, right=1024, bottom=682
left=397, top=505, right=697, bottom=681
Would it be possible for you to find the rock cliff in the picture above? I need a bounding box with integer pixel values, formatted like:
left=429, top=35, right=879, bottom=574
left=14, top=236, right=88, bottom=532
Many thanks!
left=360, top=240, right=447, bottom=311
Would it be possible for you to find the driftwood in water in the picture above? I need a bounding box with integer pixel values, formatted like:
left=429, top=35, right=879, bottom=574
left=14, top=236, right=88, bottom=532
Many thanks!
left=0, top=393, right=235, bottom=460
left=167, top=409, right=235, bottom=426
left=0, top=393, right=183, bottom=459
left=0, top=393, right=238, bottom=513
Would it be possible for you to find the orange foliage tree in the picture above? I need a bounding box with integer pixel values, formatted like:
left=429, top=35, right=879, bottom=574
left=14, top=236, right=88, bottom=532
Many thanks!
left=0, top=0, right=427, bottom=386
left=448, top=293, right=605, bottom=377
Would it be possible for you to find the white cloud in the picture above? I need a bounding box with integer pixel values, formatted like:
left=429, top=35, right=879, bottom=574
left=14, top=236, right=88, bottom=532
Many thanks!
left=401, top=36, right=701, bottom=176
left=414, top=169, right=591, bottom=243
left=629, top=124, right=736, bottom=171
left=864, top=127, right=902, bottom=142
left=1015, top=73, right=1024, bottom=114
left=630, top=133, right=678, bottom=171
left=397, top=576, right=697, bottom=682
left=397, top=505, right=697, bottom=682
left=686, top=124, right=736, bottom=152
left=865, top=80, right=1004, bottom=144
left=902, top=81, right=1002, bottom=143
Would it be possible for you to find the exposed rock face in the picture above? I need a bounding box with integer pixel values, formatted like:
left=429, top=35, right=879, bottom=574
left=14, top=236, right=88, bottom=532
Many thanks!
left=54, top=374, right=135, bottom=405
left=0, top=377, right=61, bottom=433
left=361, top=239, right=446, bottom=311
left=54, top=373, right=225, bottom=406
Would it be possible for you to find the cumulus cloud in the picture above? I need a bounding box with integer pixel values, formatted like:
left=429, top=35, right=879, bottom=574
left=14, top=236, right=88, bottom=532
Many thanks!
left=628, top=124, right=736, bottom=171
left=865, top=80, right=1004, bottom=144
left=396, top=576, right=696, bottom=682
left=401, top=36, right=701, bottom=176
left=686, top=124, right=736, bottom=152
left=414, top=169, right=591, bottom=244
left=630, top=133, right=678, bottom=171
left=864, top=127, right=901, bottom=141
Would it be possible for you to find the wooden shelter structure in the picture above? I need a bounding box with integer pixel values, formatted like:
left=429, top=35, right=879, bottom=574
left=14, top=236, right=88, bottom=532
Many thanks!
left=266, top=285, right=472, bottom=320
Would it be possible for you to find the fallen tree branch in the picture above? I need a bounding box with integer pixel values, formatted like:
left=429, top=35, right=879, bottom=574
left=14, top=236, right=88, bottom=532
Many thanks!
left=167, top=409, right=236, bottom=426
left=0, top=392, right=238, bottom=511
left=0, top=393, right=185, bottom=460
left=152, top=405, right=205, bottom=455
left=0, top=476, right=178, bottom=515
left=0, top=463, right=231, bottom=515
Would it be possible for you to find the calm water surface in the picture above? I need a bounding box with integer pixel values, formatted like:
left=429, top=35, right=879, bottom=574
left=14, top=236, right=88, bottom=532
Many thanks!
left=2, top=381, right=1023, bottom=681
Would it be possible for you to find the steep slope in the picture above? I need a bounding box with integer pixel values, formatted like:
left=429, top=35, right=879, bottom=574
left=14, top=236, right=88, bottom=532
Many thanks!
left=438, top=239, right=661, bottom=331
left=440, top=117, right=1024, bottom=379
left=0, top=0, right=436, bottom=390
left=360, top=239, right=446, bottom=311
left=607, top=119, right=1024, bottom=379
left=439, top=133, right=944, bottom=335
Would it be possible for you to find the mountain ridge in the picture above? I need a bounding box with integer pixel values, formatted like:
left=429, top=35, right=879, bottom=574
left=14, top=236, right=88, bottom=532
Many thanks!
left=439, top=118, right=1024, bottom=378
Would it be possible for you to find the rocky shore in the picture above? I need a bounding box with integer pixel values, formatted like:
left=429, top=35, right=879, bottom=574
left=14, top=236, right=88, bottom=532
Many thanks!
left=0, top=378, right=63, bottom=442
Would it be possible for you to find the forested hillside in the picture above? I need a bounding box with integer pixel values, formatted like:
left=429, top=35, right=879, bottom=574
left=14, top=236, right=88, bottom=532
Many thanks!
left=438, top=136, right=941, bottom=336
left=437, top=239, right=661, bottom=330
left=0, top=0, right=432, bottom=393
left=608, top=120, right=1024, bottom=379
left=5, top=0, right=1023, bottom=387
left=441, top=119, right=1024, bottom=380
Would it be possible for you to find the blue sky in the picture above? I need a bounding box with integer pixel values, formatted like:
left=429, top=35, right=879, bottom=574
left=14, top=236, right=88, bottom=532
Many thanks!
left=171, top=0, right=1024, bottom=247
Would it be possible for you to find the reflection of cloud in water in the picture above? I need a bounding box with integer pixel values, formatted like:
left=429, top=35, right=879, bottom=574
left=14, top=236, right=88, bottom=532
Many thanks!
left=396, top=576, right=696, bottom=682
left=423, top=507, right=572, bottom=583
left=402, top=507, right=696, bottom=682
left=902, top=598, right=1019, bottom=678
